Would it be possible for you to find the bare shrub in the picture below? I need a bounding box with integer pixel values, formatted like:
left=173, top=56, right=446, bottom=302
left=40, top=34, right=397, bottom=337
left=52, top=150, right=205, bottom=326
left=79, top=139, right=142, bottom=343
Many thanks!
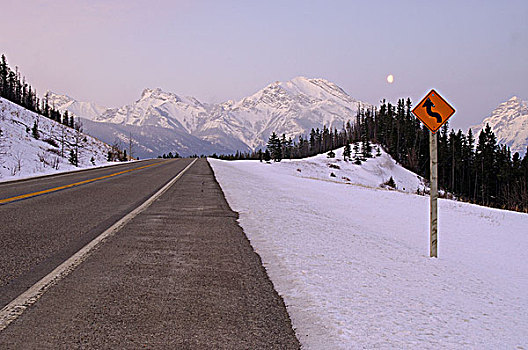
left=11, top=151, right=23, bottom=175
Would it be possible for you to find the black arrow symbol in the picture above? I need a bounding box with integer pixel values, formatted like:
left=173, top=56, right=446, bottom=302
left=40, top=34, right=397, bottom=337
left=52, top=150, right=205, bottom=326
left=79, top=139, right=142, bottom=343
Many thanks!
left=422, top=98, right=442, bottom=123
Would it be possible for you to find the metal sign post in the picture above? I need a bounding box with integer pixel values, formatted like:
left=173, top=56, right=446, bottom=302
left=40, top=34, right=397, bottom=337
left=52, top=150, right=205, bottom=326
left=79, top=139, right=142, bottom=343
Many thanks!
left=429, top=132, right=438, bottom=258
left=412, top=89, right=455, bottom=259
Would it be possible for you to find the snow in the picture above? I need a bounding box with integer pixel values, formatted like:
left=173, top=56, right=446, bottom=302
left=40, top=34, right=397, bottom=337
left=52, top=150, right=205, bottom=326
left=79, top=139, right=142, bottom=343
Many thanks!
left=46, top=91, right=110, bottom=120
left=270, top=145, right=426, bottom=194
left=472, top=96, right=528, bottom=156
left=0, top=97, right=117, bottom=182
left=209, top=151, right=528, bottom=349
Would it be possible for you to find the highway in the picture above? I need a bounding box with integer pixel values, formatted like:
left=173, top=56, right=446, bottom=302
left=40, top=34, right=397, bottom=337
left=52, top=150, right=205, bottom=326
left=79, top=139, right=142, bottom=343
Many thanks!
left=0, top=159, right=299, bottom=348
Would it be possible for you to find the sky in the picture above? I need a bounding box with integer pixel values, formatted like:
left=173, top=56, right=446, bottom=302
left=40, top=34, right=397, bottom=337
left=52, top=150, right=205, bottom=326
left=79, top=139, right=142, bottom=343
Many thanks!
left=1, top=0, right=527, bottom=130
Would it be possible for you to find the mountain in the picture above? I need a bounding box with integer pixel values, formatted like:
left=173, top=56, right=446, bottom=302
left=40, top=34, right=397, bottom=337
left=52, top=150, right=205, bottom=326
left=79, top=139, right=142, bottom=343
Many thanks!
left=46, top=91, right=110, bottom=120
left=0, top=97, right=114, bottom=181
left=48, top=89, right=234, bottom=157
left=48, top=77, right=369, bottom=158
left=472, top=96, right=528, bottom=156
left=204, top=77, right=365, bottom=150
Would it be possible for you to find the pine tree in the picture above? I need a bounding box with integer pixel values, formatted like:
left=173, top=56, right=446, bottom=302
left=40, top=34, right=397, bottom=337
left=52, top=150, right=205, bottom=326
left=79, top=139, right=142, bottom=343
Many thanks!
left=0, top=55, right=8, bottom=97
left=475, top=124, right=497, bottom=205
left=353, top=142, right=360, bottom=157
left=343, top=143, right=351, bottom=161
left=263, top=149, right=271, bottom=162
left=62, top=110, right=69, bottom=125
left=69, top=149, right=78, bottom=166
left=32, top=121, right=39, bottom=139
left=362, top=139, right=372, bottom=158
left=267, top=132, right=282, bottom=162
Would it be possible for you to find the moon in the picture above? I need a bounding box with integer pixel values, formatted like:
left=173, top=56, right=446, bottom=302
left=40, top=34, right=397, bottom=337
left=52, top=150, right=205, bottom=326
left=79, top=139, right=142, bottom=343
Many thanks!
left=387, top=74, right=394, bottom=84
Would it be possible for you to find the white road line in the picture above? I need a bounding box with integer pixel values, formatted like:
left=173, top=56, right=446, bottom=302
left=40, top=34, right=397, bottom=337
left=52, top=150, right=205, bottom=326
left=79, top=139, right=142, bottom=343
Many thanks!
left=0, top=158, right=197, bottom=331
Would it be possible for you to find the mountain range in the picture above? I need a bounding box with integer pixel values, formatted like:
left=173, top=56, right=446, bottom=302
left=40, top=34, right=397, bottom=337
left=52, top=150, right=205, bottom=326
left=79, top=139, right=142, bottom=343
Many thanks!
left=47, top=77, right=528, bottom=159
left=47, top=77, right=366, bottom=158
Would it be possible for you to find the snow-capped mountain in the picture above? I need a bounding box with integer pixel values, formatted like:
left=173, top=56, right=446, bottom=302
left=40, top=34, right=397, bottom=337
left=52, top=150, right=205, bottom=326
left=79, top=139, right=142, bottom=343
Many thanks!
left=0, top=97, right=114, bottom=181
left=472, top=96, right=528, bottom=156
left=95, top=88, right=210, bottom=131
left=49, top=77, right=369, bottom=158
left=202, top=77, right=365, bottom=150
left=46, top=91, right=110, bottom=120
left=48, top=89, right=233, bottom=157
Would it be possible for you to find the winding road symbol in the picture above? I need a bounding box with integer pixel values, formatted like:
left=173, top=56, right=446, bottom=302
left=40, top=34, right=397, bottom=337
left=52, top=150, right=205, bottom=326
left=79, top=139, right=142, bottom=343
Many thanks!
left=412, top=89, right=455, bottom=133
left=422, top=98, right=442, bottom=123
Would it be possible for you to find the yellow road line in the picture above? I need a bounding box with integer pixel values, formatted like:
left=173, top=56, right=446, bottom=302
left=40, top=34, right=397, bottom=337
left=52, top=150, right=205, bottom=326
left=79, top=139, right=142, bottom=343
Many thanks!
left=0, top=158, right=197, bottom=332
left=0, top=161, right=169, bottom=205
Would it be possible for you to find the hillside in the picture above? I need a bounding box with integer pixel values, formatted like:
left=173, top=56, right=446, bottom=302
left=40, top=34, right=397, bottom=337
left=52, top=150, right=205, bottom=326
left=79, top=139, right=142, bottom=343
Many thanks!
left=254, top=143, right=426, bottom=194
left=0, top=97, right=114, bottom=181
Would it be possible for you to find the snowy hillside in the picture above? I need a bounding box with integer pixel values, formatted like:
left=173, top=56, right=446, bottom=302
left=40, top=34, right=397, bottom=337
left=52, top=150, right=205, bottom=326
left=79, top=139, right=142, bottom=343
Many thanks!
left=209, top=155, right=528, bottom=349
left=0, top=97, right=114, bottom=181
left=472, top=96, right=528, bottom=156
left=270, top=144, right=426, bottom=194
left=49, top=77, right=369, bottom=157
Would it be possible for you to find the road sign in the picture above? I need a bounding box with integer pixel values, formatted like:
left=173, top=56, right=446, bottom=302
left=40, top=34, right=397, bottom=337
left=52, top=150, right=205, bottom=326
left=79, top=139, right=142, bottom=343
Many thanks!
left=412, top=89, right=455, bottom=133
left=413, top=89, right=455, bottom=258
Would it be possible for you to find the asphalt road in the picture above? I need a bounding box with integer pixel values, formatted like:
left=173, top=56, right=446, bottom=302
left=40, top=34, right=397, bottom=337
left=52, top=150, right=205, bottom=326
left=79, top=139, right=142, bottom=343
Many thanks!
left=0, top=158, right=191, bottom=307
left=0, top=159, right=299, bottom=349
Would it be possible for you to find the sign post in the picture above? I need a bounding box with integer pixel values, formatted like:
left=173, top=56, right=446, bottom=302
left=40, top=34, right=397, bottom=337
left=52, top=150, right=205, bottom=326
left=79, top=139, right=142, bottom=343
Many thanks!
left=429, top=132, right=438, bottom=257
left=412, top=89, right=455, bottom=258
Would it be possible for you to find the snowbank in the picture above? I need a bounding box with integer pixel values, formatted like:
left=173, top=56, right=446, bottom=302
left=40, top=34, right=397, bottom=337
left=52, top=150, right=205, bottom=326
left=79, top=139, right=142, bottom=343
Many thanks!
left=209, top=156, right=528, bottom=349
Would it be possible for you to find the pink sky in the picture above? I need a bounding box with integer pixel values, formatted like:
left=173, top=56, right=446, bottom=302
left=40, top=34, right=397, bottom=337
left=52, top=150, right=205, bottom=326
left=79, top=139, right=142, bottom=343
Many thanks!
left=1, top=0, right=527, bottom=129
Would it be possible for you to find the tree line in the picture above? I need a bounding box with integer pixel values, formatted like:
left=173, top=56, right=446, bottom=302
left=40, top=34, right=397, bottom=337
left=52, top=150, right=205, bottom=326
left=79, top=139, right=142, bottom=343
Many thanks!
left=360, top=98, right=528, bottom=212
left=1, top=54, right=78, bottom=129
left=1, top=53, right=132, bottom=166
left=213, top=98, right=528, bottom=213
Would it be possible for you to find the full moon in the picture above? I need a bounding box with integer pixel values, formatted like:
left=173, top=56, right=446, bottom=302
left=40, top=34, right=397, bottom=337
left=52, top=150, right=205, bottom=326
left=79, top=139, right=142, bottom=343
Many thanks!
left=387, top=74, right=394, bottom=84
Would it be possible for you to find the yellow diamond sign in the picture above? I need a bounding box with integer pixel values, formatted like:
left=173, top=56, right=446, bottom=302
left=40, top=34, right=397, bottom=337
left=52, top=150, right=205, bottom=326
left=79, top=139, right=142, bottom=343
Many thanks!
left=412, top=89, right=455, bottom=133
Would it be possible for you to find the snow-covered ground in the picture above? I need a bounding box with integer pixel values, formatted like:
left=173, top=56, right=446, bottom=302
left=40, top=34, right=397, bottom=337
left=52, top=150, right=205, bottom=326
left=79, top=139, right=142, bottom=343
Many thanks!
left=0, top=97, right=117, bottom=182
left=209, top=151, right=528, bottom=349
left=269, top=145, right=426, bottom=194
